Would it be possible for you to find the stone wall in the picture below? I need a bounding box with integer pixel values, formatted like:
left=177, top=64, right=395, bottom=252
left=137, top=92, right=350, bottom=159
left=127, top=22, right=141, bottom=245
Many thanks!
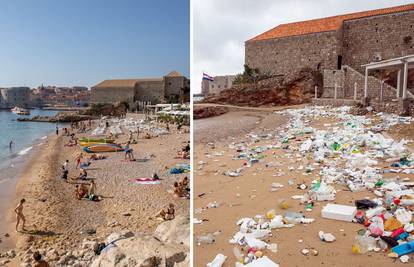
left=245, top=31, right=340, bottom=76
left=343, top=10, right=414, bottom=73
left=322, top=65, right=398, bottom=101
left=91, top=87, right=135, bottom=104
left=203, top=75, right=236, bottom=95
left=164, top=76, right=190, bottom=102
left=322, top=70, right=345, bottom=98
left=0, top=87, right=31, bottom=108
left=135, top=80, right=165, bottom=104
left=312, top=98, right=359, bottom=106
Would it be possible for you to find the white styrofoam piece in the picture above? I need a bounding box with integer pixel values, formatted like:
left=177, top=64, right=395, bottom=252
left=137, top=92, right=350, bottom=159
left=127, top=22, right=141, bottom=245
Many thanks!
left=245, top=256, right=279, bottom=267
left=321, top=203, right=357, bottom=222
left=206, top=254, right=226, bottom=267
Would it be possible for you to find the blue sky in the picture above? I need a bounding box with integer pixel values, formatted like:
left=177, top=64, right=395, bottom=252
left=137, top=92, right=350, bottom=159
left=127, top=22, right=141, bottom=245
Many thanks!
left=0, top=0, right=189, bottom=87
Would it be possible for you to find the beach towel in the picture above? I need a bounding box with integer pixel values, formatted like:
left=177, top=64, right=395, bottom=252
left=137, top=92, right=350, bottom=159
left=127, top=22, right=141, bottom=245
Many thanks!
left=169, top=163, right=191, bottom=174
left=130, top=178, right=161, bottom=185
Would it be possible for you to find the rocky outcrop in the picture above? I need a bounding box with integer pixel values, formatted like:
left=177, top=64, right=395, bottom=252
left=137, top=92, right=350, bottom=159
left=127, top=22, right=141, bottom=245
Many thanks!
left=17, top=111, right=96, bottom=123
left=193, top=106, right=228, bottom=120
left=203, top=68, right=322, bottom=107
left=91, top=216, right=189, bottom=267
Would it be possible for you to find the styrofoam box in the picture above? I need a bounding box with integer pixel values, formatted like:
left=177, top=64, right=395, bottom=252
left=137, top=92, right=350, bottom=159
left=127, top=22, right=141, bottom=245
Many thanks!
left=245, top=256, right=279, bottom=267
left=321, top=203, right=357, bottom=222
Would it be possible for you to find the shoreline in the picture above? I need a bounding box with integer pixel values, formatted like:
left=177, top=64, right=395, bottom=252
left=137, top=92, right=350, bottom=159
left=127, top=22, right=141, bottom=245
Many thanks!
left=0, top=132, right=56, bottom=252
left=1, top=113, right=190, bottom=266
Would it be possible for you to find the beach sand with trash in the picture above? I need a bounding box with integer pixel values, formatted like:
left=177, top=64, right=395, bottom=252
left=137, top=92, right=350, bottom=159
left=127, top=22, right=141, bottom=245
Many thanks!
left=194, top=106, right=414, bottom=267
left=0, top=113, right=190, bottom=266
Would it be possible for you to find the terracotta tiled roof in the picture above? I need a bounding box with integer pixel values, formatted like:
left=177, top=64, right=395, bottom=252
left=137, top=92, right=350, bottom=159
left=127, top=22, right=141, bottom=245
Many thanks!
left=248, top=3, right=414, bottom=42
left=166, top=71, right=184, bottom=77
left=93, top=78, right=164, bottom=89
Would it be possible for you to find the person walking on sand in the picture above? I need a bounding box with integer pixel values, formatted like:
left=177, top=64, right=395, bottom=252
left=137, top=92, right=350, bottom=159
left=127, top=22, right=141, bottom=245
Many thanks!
left=15, top=199, right=26, bottom=232
left=63, top=159, right=69, bottom=171
left=76, top=153, right=83, bottom=169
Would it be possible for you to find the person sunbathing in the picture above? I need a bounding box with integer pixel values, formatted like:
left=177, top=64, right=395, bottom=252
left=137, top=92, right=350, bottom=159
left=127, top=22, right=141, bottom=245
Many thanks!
left=64, top=139, right=77, bottom=147
left=77, top=168, right=88, bottom=180
left=155, top=203, right=175, bottom=221
left=181, top=176, right=189, bottom=191
left=89, top=153, right=106, bottom=161
left=88, top=180, right=96, bottom=196
left=75, top=184, right=88, bottom=200
left=173, top=182, right=189, bottom=198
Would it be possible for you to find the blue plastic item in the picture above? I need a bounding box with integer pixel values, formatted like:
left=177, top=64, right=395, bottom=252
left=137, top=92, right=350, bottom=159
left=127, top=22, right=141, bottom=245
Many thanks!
left=391, top=240, right=414, bottom=256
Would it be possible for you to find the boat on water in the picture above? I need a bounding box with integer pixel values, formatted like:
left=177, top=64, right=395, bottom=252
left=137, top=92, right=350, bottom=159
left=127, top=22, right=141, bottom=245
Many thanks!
left=83, top=143, right=124, bottom=153
left=11, top=107, right=30, bottom=115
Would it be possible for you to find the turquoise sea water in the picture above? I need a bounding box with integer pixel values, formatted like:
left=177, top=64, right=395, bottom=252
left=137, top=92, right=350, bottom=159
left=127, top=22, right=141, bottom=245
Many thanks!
left=0, top=109, right=59, bottom=175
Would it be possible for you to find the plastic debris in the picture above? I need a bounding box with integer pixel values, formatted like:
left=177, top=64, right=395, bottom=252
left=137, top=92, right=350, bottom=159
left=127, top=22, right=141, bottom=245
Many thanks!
left=207, top=254, right=226, bottom=267
left=321, top=204, right=357, bottom=222
left=319, top=231, right=336, bottom=242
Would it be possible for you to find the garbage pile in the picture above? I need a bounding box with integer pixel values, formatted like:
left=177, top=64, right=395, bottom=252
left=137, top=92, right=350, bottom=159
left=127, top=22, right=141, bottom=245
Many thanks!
left=203, top=105, right=414, bottom=266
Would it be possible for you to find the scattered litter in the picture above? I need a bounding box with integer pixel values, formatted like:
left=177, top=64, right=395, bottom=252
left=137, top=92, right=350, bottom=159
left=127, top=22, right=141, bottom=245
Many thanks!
left=319, top=231, right=336, bottom=242
left=207, top=254, right=226, bottom=267
left=321, top=204, right=356, bottom=222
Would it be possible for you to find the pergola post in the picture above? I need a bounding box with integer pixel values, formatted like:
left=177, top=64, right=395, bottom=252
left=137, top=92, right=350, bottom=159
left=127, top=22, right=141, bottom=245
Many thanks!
left=380, top=81, right=384, bottom=101
left=402, top=61, right=409, bottom=99
left=314, top=85, right=318, bottom=99
left=334, top=83, right=337, bottom=99
left=354, top=82, right=357, bottom=100
left=397, top=69, right=402, bottom=98
left=364, top=67, right=369, bottom=98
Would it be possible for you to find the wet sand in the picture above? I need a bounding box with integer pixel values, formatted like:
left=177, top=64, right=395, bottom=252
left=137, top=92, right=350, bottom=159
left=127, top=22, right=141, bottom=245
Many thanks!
left=0, top=113, right=190, bottom=266
left=194, top=108, right=410, bottom=267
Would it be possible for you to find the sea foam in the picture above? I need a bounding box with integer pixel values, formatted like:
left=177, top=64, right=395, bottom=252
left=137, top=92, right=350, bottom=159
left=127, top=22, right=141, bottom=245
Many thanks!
left=18, top=146, right=33, bottom=156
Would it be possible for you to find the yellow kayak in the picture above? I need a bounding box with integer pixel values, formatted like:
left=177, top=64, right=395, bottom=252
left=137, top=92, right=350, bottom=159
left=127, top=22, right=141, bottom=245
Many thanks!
left=80, top=141, right=114, bottom=147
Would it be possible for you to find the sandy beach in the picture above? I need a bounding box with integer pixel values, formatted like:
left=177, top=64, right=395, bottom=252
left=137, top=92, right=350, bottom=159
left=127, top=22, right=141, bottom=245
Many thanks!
left=0, top=113, right=190, bottom=266
left=194, top=106, right=413, bottom=267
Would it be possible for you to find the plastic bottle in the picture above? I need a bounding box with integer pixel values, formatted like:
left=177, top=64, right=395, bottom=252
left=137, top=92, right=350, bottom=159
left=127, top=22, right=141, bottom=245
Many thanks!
left=233, top=247, right=244, bottom=263
left=352, top=236, right=375, bottom=254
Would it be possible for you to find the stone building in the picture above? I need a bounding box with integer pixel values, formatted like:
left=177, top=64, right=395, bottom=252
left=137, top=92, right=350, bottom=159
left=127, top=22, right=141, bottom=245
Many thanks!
left=91, top=71, right=189, bottom=107
left=245, top=4, right=414, bottom=102
left=0, top=87, right=31, bottom=108
left=201, top=75, right=236, bottom=96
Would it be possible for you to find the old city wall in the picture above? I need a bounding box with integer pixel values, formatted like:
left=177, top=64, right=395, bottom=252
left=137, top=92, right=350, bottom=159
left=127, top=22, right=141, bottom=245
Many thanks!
left=343, top=10, right=414, bottom=73
left=245, top=31, right=341, bottom=76
left=135, top=80, right=165, bottom=104
left=91, top=87, right=135, bottom=104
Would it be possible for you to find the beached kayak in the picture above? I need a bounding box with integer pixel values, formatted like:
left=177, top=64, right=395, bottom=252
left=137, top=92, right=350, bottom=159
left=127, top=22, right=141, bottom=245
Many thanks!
left=83, top=144, right=124, bottom=153
left=79, top=141, right=115, bottom=147
left=79, top=138, right=115, bottom=143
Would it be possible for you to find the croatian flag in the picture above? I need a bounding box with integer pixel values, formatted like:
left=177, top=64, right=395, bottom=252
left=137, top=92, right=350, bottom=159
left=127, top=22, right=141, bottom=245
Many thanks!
left=202, top=72, right=214, bottom=82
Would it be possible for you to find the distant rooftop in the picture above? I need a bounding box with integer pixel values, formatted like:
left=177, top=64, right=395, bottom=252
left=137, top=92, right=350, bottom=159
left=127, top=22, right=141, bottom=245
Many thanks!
left=248, top=3, right=414, bottom=42
left=166, top=70, right=184, bottom=77
left=93, top=78, right=163, bottom=88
